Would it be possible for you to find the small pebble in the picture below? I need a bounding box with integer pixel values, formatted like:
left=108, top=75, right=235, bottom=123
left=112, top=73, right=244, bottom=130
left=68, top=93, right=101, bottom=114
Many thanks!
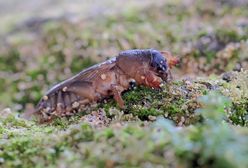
left=148, top=115, right=157, bottom=121
left=222, top=72, right=234, bottom=82
left=72, top=102, right=80, bottom=108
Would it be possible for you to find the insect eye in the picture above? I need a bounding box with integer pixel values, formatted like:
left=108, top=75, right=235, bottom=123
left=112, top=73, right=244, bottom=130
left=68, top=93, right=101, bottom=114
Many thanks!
left=157, top=60, right=167, bottom=71
left=151, top=52, right=168, bottom=72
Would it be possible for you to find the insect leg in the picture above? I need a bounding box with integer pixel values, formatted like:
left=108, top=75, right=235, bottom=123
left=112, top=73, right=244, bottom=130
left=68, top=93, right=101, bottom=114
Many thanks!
left=56, top=91, right=65, bottom=116
left=111, top=84, right=125, bottom=108
left=64, top=92, right=73, bottom=115
left=50, top=94, right=57, bottom=112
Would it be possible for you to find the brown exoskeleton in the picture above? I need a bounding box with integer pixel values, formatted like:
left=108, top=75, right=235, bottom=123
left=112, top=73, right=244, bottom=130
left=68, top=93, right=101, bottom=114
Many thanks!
left=29, top=49, right=178, bottom=121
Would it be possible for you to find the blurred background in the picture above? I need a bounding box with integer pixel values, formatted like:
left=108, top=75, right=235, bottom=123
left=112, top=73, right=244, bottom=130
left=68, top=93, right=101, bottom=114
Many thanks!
left=0, top=0, right=247, bottom=112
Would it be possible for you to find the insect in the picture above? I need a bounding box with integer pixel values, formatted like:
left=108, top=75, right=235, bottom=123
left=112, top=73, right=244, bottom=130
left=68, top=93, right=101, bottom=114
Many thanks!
left=30, top=49, right=178, bottom=121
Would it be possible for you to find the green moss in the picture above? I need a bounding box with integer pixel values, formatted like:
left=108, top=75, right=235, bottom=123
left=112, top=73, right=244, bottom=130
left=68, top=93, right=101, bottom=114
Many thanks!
left=123, top=8, right=145, bottom=23
left=70, top=57, right=95, bottom=73
left=215, top=29, right=247, bottom=43
left=123, top=87, right=159, bottom=104
left=161, top=102, right=183, bottom=114
left=95, top=128, right=115, bottom=140
left=131, top=107, right=162, bottom=120
left=0, top=49, right=23, bottom=73
left=230, top=100, right=248, bottom=126
left=2, top=117, right=27, bottom=128
left=62, top=124, right=94, bottom=144
left=205, top=50, right=216, bottom=63
left=0, top=93, right=248, bottom=168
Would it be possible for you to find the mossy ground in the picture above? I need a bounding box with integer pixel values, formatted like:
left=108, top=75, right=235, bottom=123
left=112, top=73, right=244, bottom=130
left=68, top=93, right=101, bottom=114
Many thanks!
left=0, top=0, right=248, bottom=167
left=1, top=89, right=248, bottom=168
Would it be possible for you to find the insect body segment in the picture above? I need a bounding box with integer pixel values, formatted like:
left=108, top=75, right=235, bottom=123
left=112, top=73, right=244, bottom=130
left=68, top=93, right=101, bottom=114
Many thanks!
left=34, top=49, right=178, bottom=121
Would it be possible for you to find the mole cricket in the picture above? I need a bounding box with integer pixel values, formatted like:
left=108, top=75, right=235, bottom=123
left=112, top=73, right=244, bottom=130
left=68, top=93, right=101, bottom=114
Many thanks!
left=28, top=49, right=179, bottom=121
